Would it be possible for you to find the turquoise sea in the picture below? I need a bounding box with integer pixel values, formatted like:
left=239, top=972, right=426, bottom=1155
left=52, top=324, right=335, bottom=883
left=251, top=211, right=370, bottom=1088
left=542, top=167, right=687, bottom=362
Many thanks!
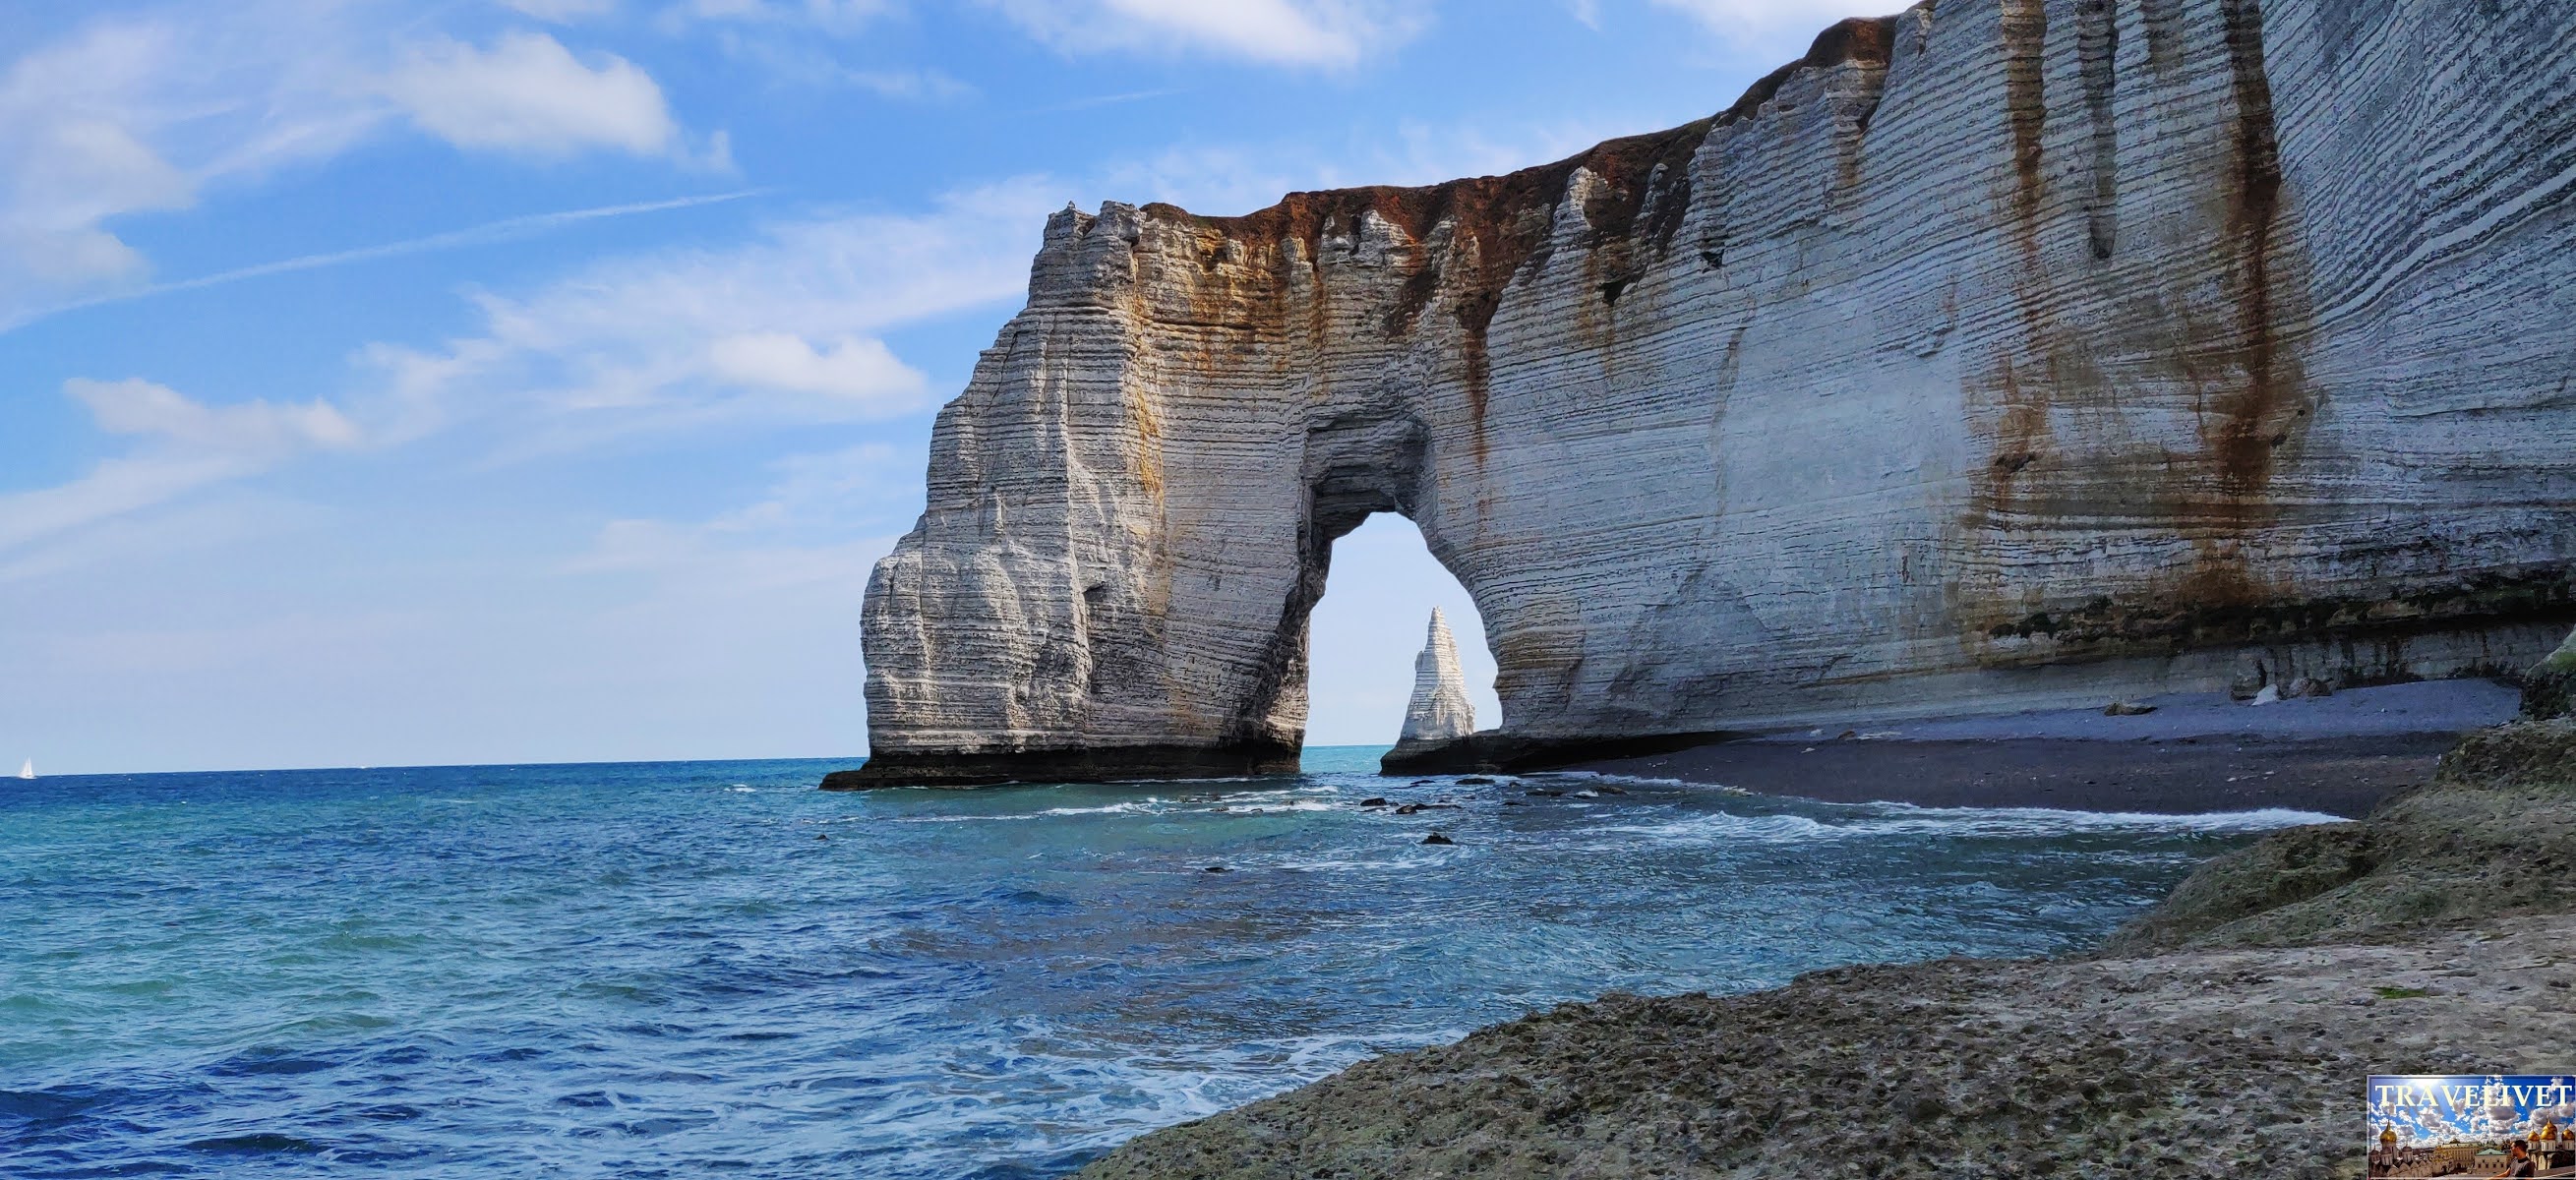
left=1, top=748, right=2335, bottom=1177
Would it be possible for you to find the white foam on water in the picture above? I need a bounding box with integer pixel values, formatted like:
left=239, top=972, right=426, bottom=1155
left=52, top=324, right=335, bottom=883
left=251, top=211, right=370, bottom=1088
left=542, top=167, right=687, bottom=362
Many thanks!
left=1267, top=851, right=1459, bottom=873
left=1210, top=800, right=1338, bottom=814
left=1549, top=770, right=1703, bottom=790
left=1847, top=802, right=2347, bottom=837
left=1588, top=812, right=1841, bottom=846
left=886, top=812, right=1045, bottom=824
left=1036, top=800, right=1169, bottom=817
left=1585, top=802, right=2344, bottom=849
left=886, top=789, right=1345, bottom=825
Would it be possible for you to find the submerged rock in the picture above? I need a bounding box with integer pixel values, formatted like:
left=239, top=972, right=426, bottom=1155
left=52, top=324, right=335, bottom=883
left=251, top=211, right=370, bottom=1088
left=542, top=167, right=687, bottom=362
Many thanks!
left=1419, top=832, right=1455, bottom=846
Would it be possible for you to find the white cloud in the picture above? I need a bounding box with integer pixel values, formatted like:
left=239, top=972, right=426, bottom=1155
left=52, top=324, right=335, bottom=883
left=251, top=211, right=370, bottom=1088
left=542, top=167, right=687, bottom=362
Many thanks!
left=364, top=179, right=1053, bottom=452
left=846, top=68, right=975, bottom=101
left=985, top=0, right=1431, bottom=68
left=573, top=442, right=916, bottom=570
left=1647, top=0, right=1898, bottom=40
left=0, top=2, right=722, bottom=324
left=707, top=333, right=928, bottom=402
left=0, top=380, right=365, bottom=560
left=502, top=0, right=621, bottom=20
left=0, top=3, right=389, bottom=313
left=676, top=0, right=898, bottom=30
left=73, top=377, right=362, bottom=455
left=385, top=31, right=684, bottom=160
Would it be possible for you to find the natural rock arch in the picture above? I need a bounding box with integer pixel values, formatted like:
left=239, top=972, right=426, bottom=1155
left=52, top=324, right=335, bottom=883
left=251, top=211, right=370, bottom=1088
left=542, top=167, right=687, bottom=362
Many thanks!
left=832, top=1, right=2576, bottom=789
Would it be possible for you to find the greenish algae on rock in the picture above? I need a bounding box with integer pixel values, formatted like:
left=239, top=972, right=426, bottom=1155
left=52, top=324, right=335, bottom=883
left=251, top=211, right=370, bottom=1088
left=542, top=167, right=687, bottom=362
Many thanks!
left=2525, top=626, right=2576, bottom=719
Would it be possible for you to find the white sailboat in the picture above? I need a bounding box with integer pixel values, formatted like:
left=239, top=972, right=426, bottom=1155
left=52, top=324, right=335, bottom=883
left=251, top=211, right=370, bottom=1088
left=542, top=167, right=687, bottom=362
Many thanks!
left=17, top=759, right=31, bottom=780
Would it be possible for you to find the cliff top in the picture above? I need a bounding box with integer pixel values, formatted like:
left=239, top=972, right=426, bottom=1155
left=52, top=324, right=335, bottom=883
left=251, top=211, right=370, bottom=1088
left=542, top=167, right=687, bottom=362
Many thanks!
left=1134, top=14, right=1906, bottom=271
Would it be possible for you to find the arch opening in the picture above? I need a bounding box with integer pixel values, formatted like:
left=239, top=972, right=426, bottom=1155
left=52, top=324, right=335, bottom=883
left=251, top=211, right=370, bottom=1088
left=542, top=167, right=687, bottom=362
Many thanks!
left=1302, top=513, right=1502, bottom=750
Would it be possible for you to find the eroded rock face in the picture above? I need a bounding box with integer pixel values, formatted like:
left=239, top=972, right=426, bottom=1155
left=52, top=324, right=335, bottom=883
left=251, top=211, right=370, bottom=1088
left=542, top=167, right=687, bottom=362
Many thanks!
left=846, top=0, right=2576, bottom=787
left=1396, top=609, right=1476, bottom=749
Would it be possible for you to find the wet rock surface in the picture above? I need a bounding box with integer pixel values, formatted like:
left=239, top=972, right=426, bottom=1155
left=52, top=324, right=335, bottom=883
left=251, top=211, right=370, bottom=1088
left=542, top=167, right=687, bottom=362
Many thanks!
left=1075, top=926, right=2576, bottom=1180
left=1075, top=724, right=2576, bottom=1180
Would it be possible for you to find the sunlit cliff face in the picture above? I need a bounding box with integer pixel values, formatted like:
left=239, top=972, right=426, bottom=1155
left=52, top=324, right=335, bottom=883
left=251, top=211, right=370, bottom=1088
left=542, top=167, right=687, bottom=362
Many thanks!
left=854, top=1, right=2576, bottom=786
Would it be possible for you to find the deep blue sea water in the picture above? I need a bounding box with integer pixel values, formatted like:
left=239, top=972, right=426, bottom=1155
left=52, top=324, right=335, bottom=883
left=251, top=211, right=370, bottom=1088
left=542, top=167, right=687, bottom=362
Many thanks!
left=2, top=748, right=2337, bottom=1178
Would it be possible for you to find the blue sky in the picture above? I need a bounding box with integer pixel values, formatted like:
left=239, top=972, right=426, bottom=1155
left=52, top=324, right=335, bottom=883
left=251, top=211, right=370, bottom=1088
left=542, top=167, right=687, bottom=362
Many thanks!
left=1, top=0, right=1887, bottom=774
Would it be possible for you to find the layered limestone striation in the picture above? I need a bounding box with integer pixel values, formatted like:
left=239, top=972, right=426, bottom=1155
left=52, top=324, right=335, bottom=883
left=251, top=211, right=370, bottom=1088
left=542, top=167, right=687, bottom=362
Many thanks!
left=1391, top=609, right=1476, bottom=760
left=841, top=0, right=2576, bottom=788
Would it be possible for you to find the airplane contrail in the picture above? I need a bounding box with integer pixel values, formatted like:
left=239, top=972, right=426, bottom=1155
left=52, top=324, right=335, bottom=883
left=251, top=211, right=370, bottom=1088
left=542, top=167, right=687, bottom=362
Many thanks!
left=7, top=189, right=769, bottom=332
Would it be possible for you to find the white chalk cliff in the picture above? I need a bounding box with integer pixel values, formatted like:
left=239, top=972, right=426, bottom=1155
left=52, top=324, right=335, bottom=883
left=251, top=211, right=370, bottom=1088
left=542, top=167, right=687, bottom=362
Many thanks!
left=832, top=0, right=2576, bottom=789
left=1398, top=609, right=1477, bottom=749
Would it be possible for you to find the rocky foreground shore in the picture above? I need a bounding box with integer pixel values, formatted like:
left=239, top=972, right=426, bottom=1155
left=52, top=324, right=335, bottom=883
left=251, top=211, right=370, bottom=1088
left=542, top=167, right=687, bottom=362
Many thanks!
left=1076, top=715, right=2576, bottom=1180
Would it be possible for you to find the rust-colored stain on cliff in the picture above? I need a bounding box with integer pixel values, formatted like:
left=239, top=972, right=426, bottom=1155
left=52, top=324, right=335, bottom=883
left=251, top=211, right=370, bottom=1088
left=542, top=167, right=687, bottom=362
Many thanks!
left=1982, top=0, right=2057, bottom=516
left=1959, top=0, right=2328, bottom=664
left=2001, top=0, right=2050, bottom=238
left=2212, top=0, right=2302, bottom=508
left=1133, top=16, right=1901, bottom=467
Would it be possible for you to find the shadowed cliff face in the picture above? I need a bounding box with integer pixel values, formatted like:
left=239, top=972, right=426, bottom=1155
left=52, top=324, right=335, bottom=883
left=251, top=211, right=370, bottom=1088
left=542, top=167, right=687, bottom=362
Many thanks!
left=848, top=0, right=2576, bottom=786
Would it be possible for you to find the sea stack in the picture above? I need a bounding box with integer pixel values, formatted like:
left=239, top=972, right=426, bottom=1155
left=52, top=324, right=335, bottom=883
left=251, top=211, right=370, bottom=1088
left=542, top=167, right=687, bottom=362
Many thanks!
left=1396, top=610, right=1477, bottom=752
left=835, top=0, right=2576, bottom=790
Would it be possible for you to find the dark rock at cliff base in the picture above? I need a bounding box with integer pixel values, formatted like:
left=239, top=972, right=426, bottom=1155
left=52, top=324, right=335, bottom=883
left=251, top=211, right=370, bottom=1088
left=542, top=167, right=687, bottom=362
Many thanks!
left=1381, top=734, right=1745, bottom=777
left=819, top=742, right=1298, bottom=790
